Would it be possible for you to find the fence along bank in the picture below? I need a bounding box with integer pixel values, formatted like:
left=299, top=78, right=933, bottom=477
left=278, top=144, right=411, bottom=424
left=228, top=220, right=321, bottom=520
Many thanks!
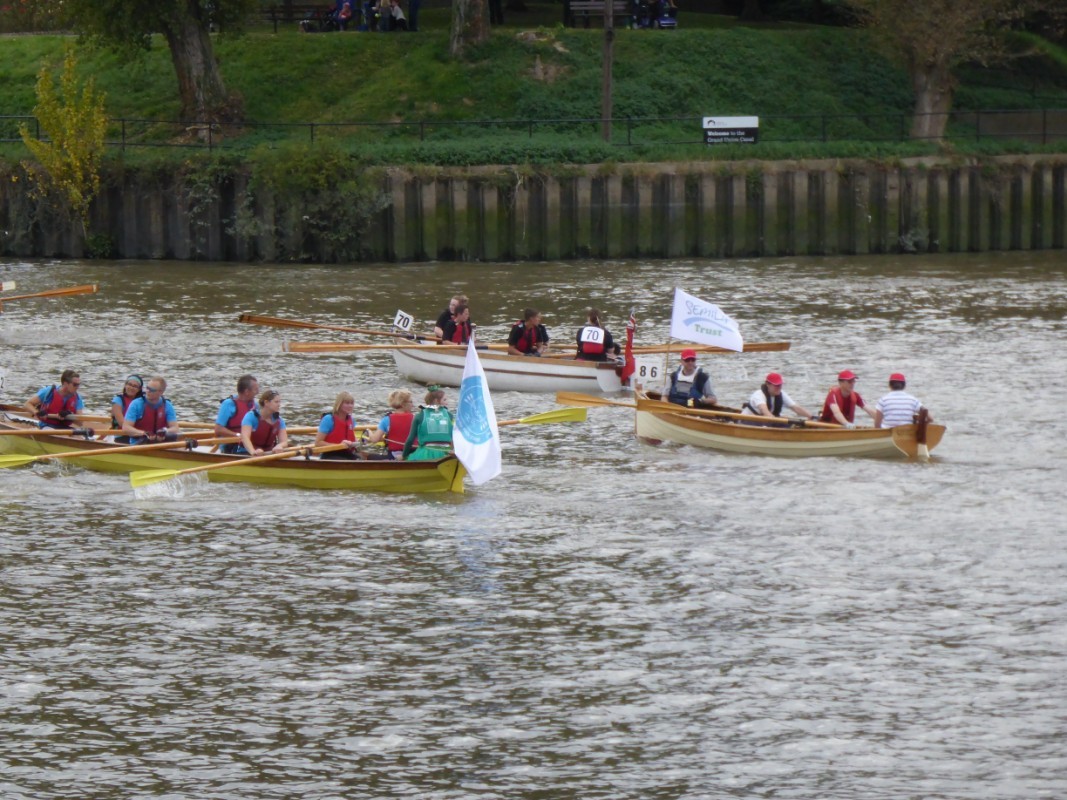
left=2, top=155, right=1066, bottom=261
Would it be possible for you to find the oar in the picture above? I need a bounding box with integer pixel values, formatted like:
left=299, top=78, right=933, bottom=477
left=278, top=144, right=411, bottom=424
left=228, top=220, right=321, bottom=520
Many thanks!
left=1, top=280, right=16, bottom=292
left=0, top=426, right=102, bottom=437
left=283, top=341, right=510, bottom=353
left=64, top=413, right=319, bottom=436
left=554, top=391, right=740, bottom=414
left=238, top=313, right=428, bottom=341
left=0, top=284, right=98, bottom=302
left=630, top=341, right=791, bottom=354
left=497, top=408, right=586, bottom=427
left=0, top=435, right=238, bottom=470
left=129, top=442, right=351, bottom=488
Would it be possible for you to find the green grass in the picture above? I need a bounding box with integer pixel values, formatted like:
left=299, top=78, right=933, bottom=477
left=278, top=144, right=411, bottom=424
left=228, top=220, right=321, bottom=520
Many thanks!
left=2, top=7, right=1067, bottom=164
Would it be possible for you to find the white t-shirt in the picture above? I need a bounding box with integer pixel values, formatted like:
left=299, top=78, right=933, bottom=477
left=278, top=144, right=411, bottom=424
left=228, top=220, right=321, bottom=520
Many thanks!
left=746, top=388, right=797, bottom=415
left=875, top=390, right=922, bottom=428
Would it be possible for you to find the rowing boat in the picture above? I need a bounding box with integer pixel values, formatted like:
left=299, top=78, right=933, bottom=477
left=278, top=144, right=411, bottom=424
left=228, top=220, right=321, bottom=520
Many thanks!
left=0, top=412, right=465, bottom=493
left=633, top=393, right=945, bottom=458
left=391, top=346, right=624, bottom=393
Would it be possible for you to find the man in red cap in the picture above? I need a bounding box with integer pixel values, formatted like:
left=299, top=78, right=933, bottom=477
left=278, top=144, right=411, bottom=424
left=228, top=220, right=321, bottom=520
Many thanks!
left=873, top=373, right=931, bottom=428
left=743, top=372, right=813, bottom=419
left=819, top=369, right=876, bottom=428
left=662, top=349, right=717, bottom=406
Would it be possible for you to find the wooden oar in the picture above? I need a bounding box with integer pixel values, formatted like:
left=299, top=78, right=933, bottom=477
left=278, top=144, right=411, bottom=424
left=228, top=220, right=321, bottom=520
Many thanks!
left=129, top=442, right=351, bottom=488
left=554, top=391, right=740, bottom=414
left=498, top=408, right=586, bottom=427
left=63, top=413, right=319, bottom=436
left=283, top=341, right=511, bottom=353
left=0, top=426, right=103, bottom=437
left=0, top=435, right=238, bottom=470
left=555, top=391, right=840, bottom=429
left=0, top=280, right=16, bottom=292
left=631, top=341, right=791, bottom=354
left=238, top=313, right=429, bottom=341
left=0, top=284, right=98, bottom=302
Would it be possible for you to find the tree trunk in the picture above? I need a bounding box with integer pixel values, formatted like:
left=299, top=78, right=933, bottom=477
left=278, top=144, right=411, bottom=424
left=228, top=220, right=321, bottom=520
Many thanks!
left=450, top=0, right=489, bottom=58
left=162, top=11, right=241, bottom=123
left=738, top=0, right=766, bottom=22
left=910, top=64, right=954, bottom=140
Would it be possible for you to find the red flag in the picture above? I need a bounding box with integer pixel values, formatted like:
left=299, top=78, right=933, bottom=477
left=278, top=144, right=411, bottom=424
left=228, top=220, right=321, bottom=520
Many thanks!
left=620, top=308, right=636, bottom=385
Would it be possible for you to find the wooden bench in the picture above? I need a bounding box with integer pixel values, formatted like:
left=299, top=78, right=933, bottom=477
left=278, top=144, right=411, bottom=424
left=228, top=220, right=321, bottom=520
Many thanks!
left=564, top=0, right=630, bottom=28
left=262, top=3, right=336, bottom=33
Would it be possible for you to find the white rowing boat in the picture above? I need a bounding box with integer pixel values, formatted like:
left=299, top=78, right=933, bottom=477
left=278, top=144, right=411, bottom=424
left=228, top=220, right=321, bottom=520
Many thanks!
left=634, top=393, right=945, bottom=458
left=392, top=346, right=624, bottom=393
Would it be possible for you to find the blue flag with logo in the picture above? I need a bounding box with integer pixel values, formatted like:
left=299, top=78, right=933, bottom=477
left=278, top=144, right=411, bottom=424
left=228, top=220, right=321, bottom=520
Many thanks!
left=453, top=340, right=502, bottom=485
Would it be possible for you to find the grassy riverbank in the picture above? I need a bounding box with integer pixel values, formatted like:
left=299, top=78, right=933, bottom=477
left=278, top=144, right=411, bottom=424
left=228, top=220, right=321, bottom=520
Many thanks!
left=2, top=10, right=1067, bottom=165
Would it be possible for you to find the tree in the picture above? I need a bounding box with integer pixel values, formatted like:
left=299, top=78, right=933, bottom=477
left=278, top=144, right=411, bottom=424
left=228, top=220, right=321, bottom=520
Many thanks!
left=739, top=0, right=768, bottom=22
left=450, top=0, right=489, bottom=57
left=62, top=0, right=257, bottom=124
left=844, top=0, right=1066, bottom=140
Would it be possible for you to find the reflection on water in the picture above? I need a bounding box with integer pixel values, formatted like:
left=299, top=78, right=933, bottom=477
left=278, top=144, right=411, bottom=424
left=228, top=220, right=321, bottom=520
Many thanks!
left=1, top=254, right=1065, bottom=799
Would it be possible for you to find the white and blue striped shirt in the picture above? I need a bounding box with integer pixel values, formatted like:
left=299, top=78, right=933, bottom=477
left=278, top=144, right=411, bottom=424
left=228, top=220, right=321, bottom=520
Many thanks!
left=875, top=390, right=923, bottom=428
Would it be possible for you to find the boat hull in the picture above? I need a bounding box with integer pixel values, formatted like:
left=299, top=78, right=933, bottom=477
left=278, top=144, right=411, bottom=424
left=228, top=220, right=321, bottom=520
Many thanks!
left=634, top=399, right=945, bottom=458
left=0, top=419, right=465, bottom=493
left=391, top=347, right=623, bottom=394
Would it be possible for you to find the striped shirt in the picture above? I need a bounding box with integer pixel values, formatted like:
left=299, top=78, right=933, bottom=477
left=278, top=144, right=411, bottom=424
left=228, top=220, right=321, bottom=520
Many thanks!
left=875, top=390, right=923, bottom=428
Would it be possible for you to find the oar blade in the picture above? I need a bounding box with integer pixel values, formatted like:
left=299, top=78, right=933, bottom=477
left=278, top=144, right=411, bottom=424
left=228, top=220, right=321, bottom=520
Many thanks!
left=0, top=454, right=37, bottom=469
left=129, top=468, right=181, bottom=488
left=517, top=408, right=587, bottom=425
left=555, top=391, right=635, bottom=409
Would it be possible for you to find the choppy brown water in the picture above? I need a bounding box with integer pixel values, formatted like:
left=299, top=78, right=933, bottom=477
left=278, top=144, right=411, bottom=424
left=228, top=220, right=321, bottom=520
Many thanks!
left=1, top=254, right=1065, bottom=799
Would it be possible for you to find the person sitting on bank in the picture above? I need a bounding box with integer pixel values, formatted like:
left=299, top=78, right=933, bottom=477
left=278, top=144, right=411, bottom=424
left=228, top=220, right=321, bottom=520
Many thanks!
left=872, top=372, right=932, bottom=428
left=315, top=391, right=361, bottom=459
left=109, top=375, right=145, bottom=443
left=366, top=388, right=417, bottom=459
left=121, top=376, right=181, bottom=443
left=240, top=389, right=290, bottom=456
left=575, top=307, right=616, bottom=362
left=819, top=369, right=876, bottom=428
left=743, top=372, right=813, bottom=420
left=441, top=303, right=473, bottom=345
left=508, top=308, right=550, bottom=356
left=433, top=294, right=468, bottom=340
left=662, top=349, right=717, bottom=406
left=25, top=369, right=85, bottom=429
left=401, top=385, right=453, bottom=461
left=214, top=374, right=259, bottom=454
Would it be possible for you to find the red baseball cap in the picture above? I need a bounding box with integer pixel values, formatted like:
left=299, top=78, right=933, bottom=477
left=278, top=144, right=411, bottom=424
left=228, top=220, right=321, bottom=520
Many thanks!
left=765, top=372, right=784, bottom=386
left=680, top=349, right=697, bottom=360
left=889, top=372, right=906, bottom=382
left=838, top=370, right=857, bottom=381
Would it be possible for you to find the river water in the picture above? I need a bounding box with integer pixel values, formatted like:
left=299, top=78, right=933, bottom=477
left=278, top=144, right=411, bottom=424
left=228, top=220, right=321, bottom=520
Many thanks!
left=1, top=254, right=1065, bottom=799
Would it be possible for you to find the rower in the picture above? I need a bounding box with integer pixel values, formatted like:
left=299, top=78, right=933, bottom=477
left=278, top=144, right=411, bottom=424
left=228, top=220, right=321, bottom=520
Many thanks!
left=575, top=308, right=618, bottom=362
left=214, top=374, right=259, bottom=454
left=122, top=376, right=181, bottom=443
left=662, top=350, right=717, bottom=407
left=25, top=369, right=85, bottom=429
left=743, top=372, right=814, bottom=420
left=402, top=385, right=454, bottom=461
left=508, top=308, right=550, bottom=356
left=432, top=294, right=467, bottom=340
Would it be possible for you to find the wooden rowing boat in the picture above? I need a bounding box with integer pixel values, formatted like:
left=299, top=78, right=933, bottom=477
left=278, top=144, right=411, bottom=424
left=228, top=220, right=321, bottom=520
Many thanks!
left=0, top=412, right=465, bottom=493
left=391, top=346, right=624, bottom=393
left=633, top=392, right=945, bottom=458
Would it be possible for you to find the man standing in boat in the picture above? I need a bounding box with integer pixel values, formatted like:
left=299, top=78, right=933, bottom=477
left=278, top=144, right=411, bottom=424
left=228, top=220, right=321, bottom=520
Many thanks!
left=25, top=369, right=85, bottom=429
left=662, top=349, right=717, bottom=406
left=508, top=308, right=550, bottom=356
left=872, top=373, right=932, bottom=428
left=121, top=376, right=181, bottom=443
left=819, top=369, right=876, bottom=428
left=744, top=372, right=814, bottom=420
left=213, top=374, right=259, bottom=453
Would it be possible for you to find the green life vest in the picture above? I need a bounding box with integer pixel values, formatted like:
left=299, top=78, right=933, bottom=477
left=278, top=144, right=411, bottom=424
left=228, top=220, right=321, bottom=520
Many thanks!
left=417, top=406, right=453, bottom=443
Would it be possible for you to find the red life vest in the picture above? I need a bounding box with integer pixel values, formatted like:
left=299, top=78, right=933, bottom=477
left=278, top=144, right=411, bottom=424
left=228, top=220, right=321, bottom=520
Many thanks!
left=112, top=392, right=138, bottom=429
left=512, top=321, right=538, bottom=353
left=134, top=400, right=169, bottom=436
left=577, top=325, right=606, bottom=356
left=38, top=386, right=79, bottom=428
left=223, top=395, right=256, bottom=433
left=248, top=410, right=282, bottom=450
left=820, top=387, right=864, bottom=423
left=385, top=411, right=415, bottom=452
left=448, top=320, right=472, bottom=344
left=323, top=412, right=356, bottom=444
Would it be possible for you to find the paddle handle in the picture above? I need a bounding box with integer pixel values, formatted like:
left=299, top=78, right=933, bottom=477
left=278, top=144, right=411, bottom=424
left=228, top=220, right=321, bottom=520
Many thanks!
left=39, top=436, right=238, bottom=461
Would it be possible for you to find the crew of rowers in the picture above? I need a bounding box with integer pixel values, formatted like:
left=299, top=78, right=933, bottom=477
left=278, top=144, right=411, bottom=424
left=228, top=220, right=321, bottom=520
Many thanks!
left=661, top=351, right=933, bottom=428
left=23, top=370, right=456, bottom=462
left=432, top=295, right=623, bottom=362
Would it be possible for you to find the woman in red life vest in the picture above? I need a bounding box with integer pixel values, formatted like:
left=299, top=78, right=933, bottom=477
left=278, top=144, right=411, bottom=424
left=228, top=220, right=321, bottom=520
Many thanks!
left=575, top=307, right=617, bottom=362
left=109, top=375, right=144, bottom=443
left=366, top=388, right=417, bottom=459
left=240, top=389, right=289, bottom=456
left=315, top=391, right=361, bottom=460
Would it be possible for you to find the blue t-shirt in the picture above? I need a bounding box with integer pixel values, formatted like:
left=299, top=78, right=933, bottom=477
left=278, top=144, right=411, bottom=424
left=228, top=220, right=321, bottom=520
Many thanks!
left=377, top=414, right=392, bottom=433
left=125, top=396, right=177, bottom=424
left=241, top=409, right=287, bottom=430
left=216, top=396, right=240, bottom=426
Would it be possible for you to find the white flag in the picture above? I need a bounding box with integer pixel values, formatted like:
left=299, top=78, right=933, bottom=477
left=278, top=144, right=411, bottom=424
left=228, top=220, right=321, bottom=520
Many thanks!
left=669, top=288, right=744, bottom=352
left=452, top=340, right=502, bottom=485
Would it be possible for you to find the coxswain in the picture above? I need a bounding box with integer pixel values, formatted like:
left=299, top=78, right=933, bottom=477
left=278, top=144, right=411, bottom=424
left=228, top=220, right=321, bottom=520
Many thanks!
left=575, top=308, right=617, bottom=362
left=240, top=389, right=289, bottom=456
left=366, top=389, right=417, bottom=459
left=743, top=372, right=813, bottom=420
left=401, top=385, right=454, bottom=461
left=662, top=349, right=717, bottom=406
left=25, top=369, right=85, bottom=429
left=873, top=373, right=932, bottom=428
left=507, top=308, right=550, bottom=356
left=819, top=370, right=876, bottom=428
left=315, top=391, right=361, bottom=459
left=214, top=374, right=259, bottom=454
left=109, top=375, right=145, bottom=443
left=121, top=376, right=181, bottom=443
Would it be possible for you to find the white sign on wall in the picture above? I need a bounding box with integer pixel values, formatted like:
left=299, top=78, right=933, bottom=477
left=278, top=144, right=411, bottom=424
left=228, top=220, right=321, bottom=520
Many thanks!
left=703, top=116, right=759, bottom=145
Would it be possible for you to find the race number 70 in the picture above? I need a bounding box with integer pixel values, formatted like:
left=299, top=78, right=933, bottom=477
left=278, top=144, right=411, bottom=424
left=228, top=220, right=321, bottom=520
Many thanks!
left=393, top=309, right=414, bottom=332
